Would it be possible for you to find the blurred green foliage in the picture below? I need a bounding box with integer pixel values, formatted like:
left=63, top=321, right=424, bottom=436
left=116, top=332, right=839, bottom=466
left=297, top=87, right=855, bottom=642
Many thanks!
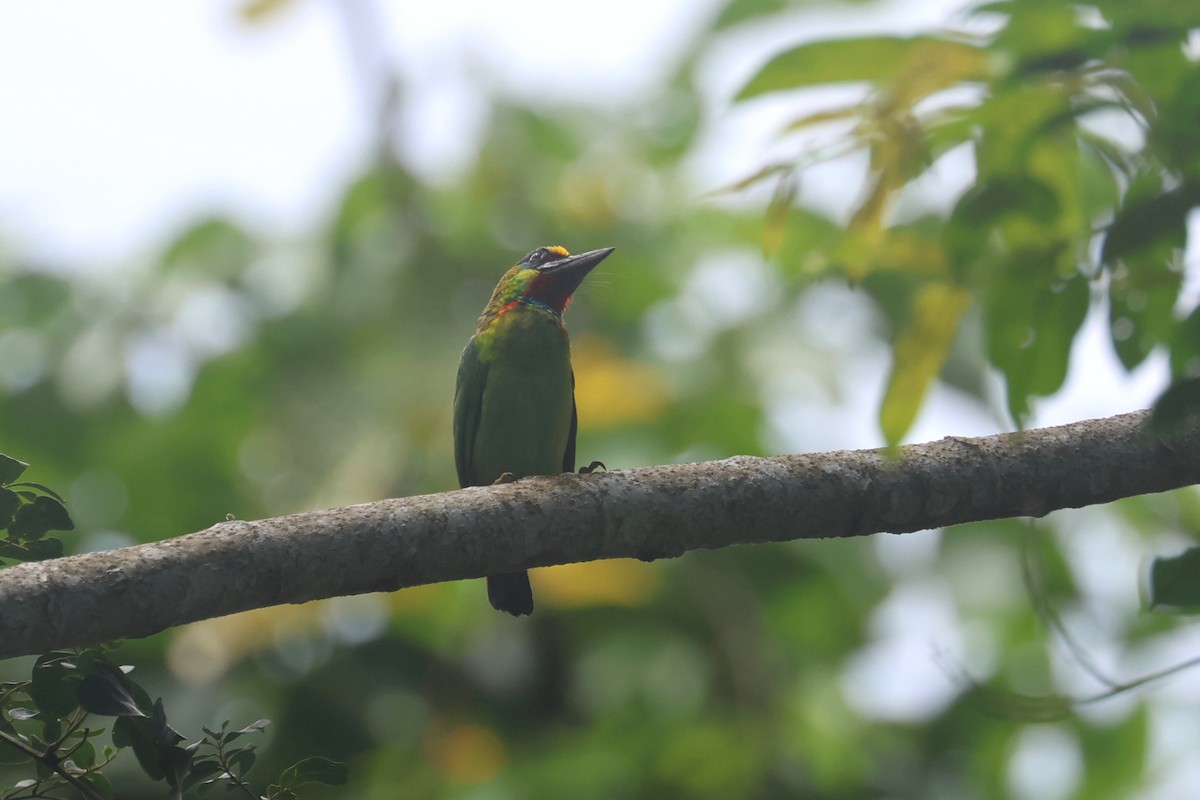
left=0, top=0, right=1199, bottom=796
left=736, top=0, right=1200, bottom=436
left=0, top=463, right=344, bottom=799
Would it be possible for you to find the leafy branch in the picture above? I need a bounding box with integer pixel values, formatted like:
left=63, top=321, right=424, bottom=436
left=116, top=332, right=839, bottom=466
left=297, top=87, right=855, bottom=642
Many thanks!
left=0, top=463, right=347, bottom=799
left=729, top=1, right=1200, bottom=443
left=0, top=647, right=348, bottom=800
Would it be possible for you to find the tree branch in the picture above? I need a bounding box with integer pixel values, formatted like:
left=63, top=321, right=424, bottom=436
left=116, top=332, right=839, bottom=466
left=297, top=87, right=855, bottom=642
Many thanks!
left=0, top=410, right=1195, bottom=660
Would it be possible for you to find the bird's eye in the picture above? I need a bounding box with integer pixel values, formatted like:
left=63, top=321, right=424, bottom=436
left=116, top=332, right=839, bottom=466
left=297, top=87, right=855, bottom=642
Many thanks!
left=522, top=246, right=570, bottom=268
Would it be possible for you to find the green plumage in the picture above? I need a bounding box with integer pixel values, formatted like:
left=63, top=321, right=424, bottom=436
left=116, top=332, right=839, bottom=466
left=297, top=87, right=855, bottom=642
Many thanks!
left=453, top=246, right=613, bottom=615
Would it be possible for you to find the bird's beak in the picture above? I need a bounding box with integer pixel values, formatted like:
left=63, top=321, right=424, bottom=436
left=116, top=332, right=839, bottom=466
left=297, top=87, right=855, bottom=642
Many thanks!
left=539, top=247, right=614, bottom=295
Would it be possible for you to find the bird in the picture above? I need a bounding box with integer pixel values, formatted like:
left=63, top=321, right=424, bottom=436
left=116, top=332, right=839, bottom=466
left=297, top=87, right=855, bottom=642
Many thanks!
left=453, top=245, right=614, bottom=615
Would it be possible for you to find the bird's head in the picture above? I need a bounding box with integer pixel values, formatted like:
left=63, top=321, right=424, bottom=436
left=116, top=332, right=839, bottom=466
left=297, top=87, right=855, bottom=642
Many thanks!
left=489, top=245, right=614, bottom=317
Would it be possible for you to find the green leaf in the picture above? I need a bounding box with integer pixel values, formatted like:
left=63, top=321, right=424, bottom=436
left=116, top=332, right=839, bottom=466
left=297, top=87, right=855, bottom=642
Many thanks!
left=30, top=653, right=83, bottom=719
left=1169, top=304, right=1200, bottom=379
left=7, top=481, right=66, bottom=503
left=712, top=0, right=792, bottom=30
left=1147, top=546, right=1200, bottom=610
left=945, top=176, right=1064, bottom=280
left=0, top=537, right=66, bottom=563
left=737, top=36, right=985, bottom=101
left=113, top=699, right=189, bottom=785
left=9, top=495, right=74, bottom=540
left=228, top=746, right=257, bottom=777
left=68, top=739, right=96, bottom=770
left=237, top=718, right=270, bottom=734
left=82, top=772, right=114, bottom=800
left=1150, top=378, right=1200, bottom=436
left=985, top=268, right=1089, bottom=425
left=277, top=756, right=350, bottom=788
left=1079, top=696, right=1150, bottom=798
left=1101, top=182, right=1200, bottom=265
left=180, top=758, right=223, bottom=792
left=29, top=538, right=65, bottom=561
left=0, top=454, right=27, bottom=485
left=0, top=735, right=31, bottom=765
left=160, top=217, right=256, bottom=282
left=880, top=283, right=973, bottom=446
left=224, top=718, right=269, bottom=743
left=991, top=4, right=1112, bottom=77
left=1108, top=258, right=1183, bottom=370
left=0, top=488, right=20, bottom=530
left=78, top=661, right=146, bottom=718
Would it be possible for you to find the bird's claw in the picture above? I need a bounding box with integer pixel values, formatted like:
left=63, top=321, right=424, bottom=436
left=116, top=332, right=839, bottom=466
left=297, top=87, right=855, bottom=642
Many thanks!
left=492, top=472, right=517, bottom=485
left=578, top=460, right=606, bottom=474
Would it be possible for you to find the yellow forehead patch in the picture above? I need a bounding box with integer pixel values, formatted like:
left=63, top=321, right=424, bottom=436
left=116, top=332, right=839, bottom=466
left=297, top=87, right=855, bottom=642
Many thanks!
left=546, top=245, right=570, bottom=257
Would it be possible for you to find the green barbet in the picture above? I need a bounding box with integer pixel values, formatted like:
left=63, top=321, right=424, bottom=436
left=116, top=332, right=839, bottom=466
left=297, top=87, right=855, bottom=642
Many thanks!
left=453, top=245, right=614, bottom=615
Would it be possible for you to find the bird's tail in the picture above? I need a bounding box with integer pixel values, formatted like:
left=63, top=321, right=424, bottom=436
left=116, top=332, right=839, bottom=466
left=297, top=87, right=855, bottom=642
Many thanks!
left=487, top=571, right=533, bottom=616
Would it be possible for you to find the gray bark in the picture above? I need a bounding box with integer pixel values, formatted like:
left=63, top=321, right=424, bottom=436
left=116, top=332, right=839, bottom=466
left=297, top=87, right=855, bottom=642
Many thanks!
left=0, top=410, right=1195, bottom=660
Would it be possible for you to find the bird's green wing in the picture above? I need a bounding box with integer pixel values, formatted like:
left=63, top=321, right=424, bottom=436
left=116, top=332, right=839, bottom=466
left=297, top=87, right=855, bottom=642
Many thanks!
left=562, top=369, right=577, bottom=474
left=453, top=337, right=488, bottom=488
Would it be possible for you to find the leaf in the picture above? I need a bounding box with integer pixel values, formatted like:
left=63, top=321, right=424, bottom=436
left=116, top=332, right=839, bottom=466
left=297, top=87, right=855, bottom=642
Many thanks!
left=277, top=756, right=350, bottom=788
left=1149, top=378, right=1200, bottom=436
left=1154, top=65, right=1200, bottom=174
left=779, top=103, right=862, bottom=135
left=737, top=36, right=986, bottom=102
left=7, top=482, right=66, bottom=503
left=30, top=653, right=84, bottom=719
left=82, top=772, right=115, bottom=800
left=1101, top=182, right=1200, bottom=265
left=78, top=661, right=146, bottom=718
left=992, top=4, right=1112, bottom=78
left=224, top=718, right=270, bottom=743
left=113, top=699, right=189, bottom=785
left=880, top=283, right=973, bottom=446
left=951, top=176, right=1060, bottom=239
left=712, top=0, right=791, bottom=30
left=1147, top=546, right=1200, bottom=610
left=68, top=740, right=96, bottom=769
left=1108, top=258, right=1183, bottom=370
left=160, top=217, right=256, bottom=282
left=1169, top=305, right=1200, bottom=378
left=0, top=488, right=20, bottom=530
left=237, top=718, right=270, bottom=735
left=20, top=538, right=65, bottom=562
left=763, top=173, right=797, bottom=259
left=181, top=758, right=224, bottom=792
left=238, top=0, right=297, bottom=24
left=227, top=746, right=257, bottom=776
left=944, top=175, right=1066, bottom=282
left=711, top=162, right=792, bottom=196
left=0, top=537, right=66, bottom=563
left=984, top=268, right=1089, bottom=425
left=0, top=735, right=32, bottom=765
left=0, top=454, right=27, bottom=485
left=9, top=496, right=74, bottom=540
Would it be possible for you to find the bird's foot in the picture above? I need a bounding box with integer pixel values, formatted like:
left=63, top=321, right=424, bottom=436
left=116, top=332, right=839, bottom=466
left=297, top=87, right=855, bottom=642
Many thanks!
left=579, top=460, right=606, bottom=475
left=492, top=472, right=517, bottom=485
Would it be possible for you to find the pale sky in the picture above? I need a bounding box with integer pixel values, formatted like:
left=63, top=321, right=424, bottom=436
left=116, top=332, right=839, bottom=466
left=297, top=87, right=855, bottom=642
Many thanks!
left=0, top=0, right=982, bottom=266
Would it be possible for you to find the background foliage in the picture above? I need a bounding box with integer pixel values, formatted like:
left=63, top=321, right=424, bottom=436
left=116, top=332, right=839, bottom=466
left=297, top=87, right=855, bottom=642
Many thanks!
left=1, top=0, right=1198, bottom=796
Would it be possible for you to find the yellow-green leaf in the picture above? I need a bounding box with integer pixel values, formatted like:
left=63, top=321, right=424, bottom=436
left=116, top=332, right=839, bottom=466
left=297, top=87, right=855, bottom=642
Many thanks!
left=737, top=36, right=985, bottom=103
left=880, top=283, right=973, bottom=446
